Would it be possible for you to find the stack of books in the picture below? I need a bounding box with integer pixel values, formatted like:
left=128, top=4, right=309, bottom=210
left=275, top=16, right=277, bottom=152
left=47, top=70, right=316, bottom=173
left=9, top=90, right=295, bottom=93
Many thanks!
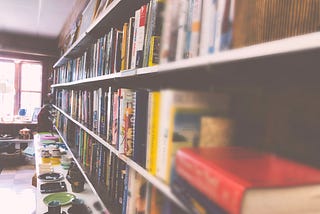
left=174, top=146, right=320, bottom=214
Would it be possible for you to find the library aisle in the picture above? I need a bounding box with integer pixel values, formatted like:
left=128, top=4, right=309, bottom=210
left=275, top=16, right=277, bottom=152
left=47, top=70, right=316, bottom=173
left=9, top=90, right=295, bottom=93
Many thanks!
left=0, top=164, right=36, bottom=214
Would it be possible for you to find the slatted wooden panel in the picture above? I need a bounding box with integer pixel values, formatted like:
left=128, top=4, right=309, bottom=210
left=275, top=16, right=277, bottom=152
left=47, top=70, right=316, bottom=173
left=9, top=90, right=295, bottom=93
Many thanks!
left=232, top=0, right=320, bottom=48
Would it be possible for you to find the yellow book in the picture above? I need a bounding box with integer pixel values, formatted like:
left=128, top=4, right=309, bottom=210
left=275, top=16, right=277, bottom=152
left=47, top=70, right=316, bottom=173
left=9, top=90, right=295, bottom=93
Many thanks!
left=148, top=36, right=161, bottom=66
left=121, top=22, right=128, bottom=71
left=156, top=89, right=230, bottom=184
left=147, top=91, right=161, bottom=175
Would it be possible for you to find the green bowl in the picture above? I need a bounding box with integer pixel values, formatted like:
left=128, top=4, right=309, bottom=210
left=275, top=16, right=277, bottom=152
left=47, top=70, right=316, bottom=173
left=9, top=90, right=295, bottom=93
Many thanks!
left=43, top=192, right=76, bottom=206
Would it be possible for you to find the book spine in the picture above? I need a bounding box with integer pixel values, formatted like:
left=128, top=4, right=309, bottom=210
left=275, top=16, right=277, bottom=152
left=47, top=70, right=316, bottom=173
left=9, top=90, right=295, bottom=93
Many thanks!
left=133, top=90, right=149, bottom=167
left=106, top=87, right=114, bottom=144
left=112, top=90, right=119, bottom=146
left=118, top=88, right=125, bottom=153
left=126, top=17, right=135, bottom=69
left=143, top=0, right=155, bottom=68
left=156, top=90, right=174, bottom=181
left=159, top=0, right=173, bottom=64
left=175, top=0, right=189, bottom=61
left=121, top=22, right=129, bottom=71
left=189, top=0, right=203, bottom=58
left=114, top=30, right=123, bottom=73
left=183, top=0, right=194, bottom=58
left=148, top=36, right=159, bottom=66
left=131, top=9, right=141, bottom=69
left=147, top=91, right=160, bottom=175
left=118, top=88, right=127, bottom=153
left=124, top=89, right=135, bottom=157
left=171, top=174, right=227, bottom=214
left=135, top=4, right=149, bottom=68
left=199, top=0, right=218, bottom=55
left=175, top=149, right=245, bottom=214
left=121, top=165, right=130, bottom=214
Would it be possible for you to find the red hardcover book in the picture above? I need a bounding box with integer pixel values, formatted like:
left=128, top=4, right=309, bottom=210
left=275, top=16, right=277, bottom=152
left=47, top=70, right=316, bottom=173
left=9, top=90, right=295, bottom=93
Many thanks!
left=175, top=146, right=320, bottom=214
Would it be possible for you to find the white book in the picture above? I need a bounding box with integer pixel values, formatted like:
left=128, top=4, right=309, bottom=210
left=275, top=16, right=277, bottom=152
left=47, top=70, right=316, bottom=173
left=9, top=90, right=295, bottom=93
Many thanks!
left=189, top=0, right=203, bottom=58
left=215, top=0, right=235, bottom=51
left=159, top=0, right=174, bottom=63
left=175, top=0, right=189, bottom=60
left=199, top=0, right=218, bottom=55
left=214, top=0, right=225, bottom=52
left=130, top=9, right=140, bottom=69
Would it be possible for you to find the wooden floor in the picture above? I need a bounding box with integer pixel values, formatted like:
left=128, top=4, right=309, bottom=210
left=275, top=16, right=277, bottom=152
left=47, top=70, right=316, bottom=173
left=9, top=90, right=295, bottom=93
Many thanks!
left=0, top=160, right=36, bottom=214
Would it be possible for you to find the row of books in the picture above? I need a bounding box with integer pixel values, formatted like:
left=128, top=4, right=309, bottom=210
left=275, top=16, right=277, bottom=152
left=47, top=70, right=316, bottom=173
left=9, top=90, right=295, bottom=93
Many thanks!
left=55, top=26, right=122, bottom=83
left=60, top=0, right=115, bottom=55
left=56, top=114, right=187, bottom=214
left=54, top=0, right=165, bottom=84
left=56, top=88, right=109, bottom=139
left=55, top=87, right=233, bottom=184
left=54, top=0, right=234, bottom=84
left=56, top=0, right=320, bottom=82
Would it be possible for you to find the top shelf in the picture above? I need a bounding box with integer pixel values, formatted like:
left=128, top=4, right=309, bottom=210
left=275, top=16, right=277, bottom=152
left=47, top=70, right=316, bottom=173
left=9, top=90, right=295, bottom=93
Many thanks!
left=52, top=32, right=320, bottom=90
left=53, top=0, right=147, bottom=68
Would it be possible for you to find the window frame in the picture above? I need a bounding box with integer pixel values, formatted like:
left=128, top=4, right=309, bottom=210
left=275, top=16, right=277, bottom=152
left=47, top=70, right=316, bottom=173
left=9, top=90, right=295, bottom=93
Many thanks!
left=0, top=58, right=43, bottom=116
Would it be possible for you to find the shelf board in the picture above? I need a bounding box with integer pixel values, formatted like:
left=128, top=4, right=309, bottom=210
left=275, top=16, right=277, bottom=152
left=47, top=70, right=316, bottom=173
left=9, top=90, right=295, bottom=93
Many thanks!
left=51, top=72, right=122, bottom=88
left=52, top=32, right=320, bottom=89
left=156, top=32, right=320, bottom=74
left=53, top=105, right=190, bottom=213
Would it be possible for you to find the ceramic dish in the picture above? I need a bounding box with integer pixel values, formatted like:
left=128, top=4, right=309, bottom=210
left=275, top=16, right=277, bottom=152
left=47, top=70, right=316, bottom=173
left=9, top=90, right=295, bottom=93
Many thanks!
left=43, top=192, right=76, bottom=206
left=38, top=172, right=64, bottom=182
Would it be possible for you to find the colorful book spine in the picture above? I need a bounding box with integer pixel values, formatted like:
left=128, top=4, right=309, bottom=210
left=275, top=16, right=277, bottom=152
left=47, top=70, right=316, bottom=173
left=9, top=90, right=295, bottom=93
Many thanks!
left=130, top=9, right=141, bottom=69
left=135, top=4, right=149, bottom=68
left=126, top=17, right=135, bottom=70
left=199, top=0, right=218, bottom=55
left=146, top=91, right=160, bottom=175
left=133, top=90, right=149, bottom=167
left=111, top=90, right=119, bottom=146
left=124, top=89, right=135, bottom=157
left=121, top=22, right=129, bottom=71
left=188, top=0, right=203, bottom=58
left=171, top=174, right=226, bottom=214
left=156, top=89, right=230, bottom=183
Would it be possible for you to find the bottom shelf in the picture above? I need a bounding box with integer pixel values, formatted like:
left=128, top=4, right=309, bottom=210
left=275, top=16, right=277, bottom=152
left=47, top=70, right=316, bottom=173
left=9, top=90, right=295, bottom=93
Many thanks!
left=54, top=123, right=191, bottom=214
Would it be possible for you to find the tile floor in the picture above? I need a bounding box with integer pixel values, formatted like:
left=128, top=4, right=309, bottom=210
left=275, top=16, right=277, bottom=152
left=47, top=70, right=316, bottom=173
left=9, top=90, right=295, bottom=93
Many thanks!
left=0, top=162, right=36, bottom=214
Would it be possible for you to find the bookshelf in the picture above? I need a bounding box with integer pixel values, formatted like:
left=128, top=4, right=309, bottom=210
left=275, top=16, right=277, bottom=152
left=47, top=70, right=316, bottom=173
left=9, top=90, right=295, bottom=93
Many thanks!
left=50, top=0, right=320, bottom=213
left=54, top=105, right=188, bottom=212
left=52, top=32, right=320, bottom=90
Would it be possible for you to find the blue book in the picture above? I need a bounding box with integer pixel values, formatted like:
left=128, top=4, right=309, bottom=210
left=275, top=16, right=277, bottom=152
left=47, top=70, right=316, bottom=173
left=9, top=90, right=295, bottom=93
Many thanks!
left=171, top=174, right=226, bottom=214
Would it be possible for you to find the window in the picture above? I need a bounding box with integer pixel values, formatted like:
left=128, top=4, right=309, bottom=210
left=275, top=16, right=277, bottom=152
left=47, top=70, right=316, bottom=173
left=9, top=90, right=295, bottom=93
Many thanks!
left=0, top=59, right=42, bottom=121
left=21, top=63, right=42, bottom=114
left=0, top=61, right=15, bottom=119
